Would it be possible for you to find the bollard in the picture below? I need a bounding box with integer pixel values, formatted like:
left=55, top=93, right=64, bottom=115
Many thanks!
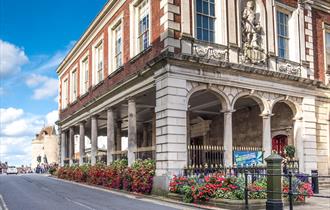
left=311, top=170, right=319, bottom=194
left=265, top=154, right=283, bottom=210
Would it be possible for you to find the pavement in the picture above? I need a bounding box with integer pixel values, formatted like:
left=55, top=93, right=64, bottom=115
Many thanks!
left=0, top=174, right=202, bottom=210
left=284, top=188, right=330, bottom=210
left=1, top=174, right=328, bottom=210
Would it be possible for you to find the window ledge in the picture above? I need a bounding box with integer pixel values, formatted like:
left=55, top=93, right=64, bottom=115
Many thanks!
left=130, top=46, right=152, bottom=64
left=276, top=57, right=300, bottom=66
left=92, top=80, right=104, bottom=91
left=108, top=66, right=124, bottom=79
left=79, top=91, right=89, bottom=100
left=70, top=100, right=78, bottom=106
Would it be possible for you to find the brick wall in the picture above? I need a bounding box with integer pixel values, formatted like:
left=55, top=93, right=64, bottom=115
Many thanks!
left=313, top=8, right=330, bottom=82
left=59, top=0, right=162, bottom=120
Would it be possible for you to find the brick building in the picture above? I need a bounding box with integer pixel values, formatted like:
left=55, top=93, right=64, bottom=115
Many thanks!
left=57, top=0, right=330, bottom=190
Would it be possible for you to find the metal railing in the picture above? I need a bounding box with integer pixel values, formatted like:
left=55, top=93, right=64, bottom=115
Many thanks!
left=184, top=164, right=266, bottom=178
left=134, top=146, right=155, bottom=160
left=243, top=171, right=330, bottom=210
left=96, top=154, right=107, bottom=163
left=187, top=145, right=224, bottom=169
left=112, top=150, right=127, bottom=161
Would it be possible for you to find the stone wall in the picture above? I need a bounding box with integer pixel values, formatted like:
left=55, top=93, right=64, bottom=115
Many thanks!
left=315, top=97, right=330, bottom=175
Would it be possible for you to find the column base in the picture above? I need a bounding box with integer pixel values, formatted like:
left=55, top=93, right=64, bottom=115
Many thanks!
left=266, top=200, right=283, bottom=210
left=152, top=175, right=170, bottom=195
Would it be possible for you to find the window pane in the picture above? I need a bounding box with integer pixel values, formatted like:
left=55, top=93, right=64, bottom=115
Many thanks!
left=195, top=0, right=215, bottom=43
left=210, top=32, right=214, bottom=43
left=196, top=0, right=202, bottom=13
left=197, top=15, right=202, bottom=28
left=210, top=3, right=215, bottom=16
left=202, top=1, right=208, bottom=14
left=277, top=11, right=289, bottom=59
left=203, top=29, right=209, bottom=41
left=197, top=28, right=202, bottom=39
left=203, top=16, right=208, bottom=29
left=209, top=19, right=214, bottom=31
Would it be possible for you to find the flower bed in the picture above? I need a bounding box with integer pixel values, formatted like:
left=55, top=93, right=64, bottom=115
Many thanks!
left=169, top=173, right=313, bottom=203
left=56, top=159, right=155, bottom=194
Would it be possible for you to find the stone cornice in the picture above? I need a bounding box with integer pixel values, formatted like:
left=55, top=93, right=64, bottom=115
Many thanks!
left=56, top=0, right=121, bottom=74
left=306, top=0, right=330, bottom=13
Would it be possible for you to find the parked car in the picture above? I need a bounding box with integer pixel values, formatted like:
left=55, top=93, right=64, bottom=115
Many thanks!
left=6, top=166, right=18, bottom=175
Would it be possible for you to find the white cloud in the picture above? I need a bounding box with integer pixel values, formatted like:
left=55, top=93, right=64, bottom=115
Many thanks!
left=32, top=77, right=58, bottom=100
left=46, top=110, right=58, bottom=126
left=26, top=74, right=48, bottom=87
left=33, top=40, right=76, bottom=72
left=0, top=107, right=24, bottom=124
left=25, top=74, right=58, bottom=100
left=0, top=40, right=29, bottom=77
left=0, top=108, right=57, bottom=166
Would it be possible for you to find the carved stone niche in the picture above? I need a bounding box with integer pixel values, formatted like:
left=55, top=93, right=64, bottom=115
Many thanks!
left=240, top=0, right=266, bottom=64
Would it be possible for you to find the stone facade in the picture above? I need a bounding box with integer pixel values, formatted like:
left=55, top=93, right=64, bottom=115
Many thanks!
left=31, top=126, right=59, bottom=169
left=56, top=0, right=330, bottom=190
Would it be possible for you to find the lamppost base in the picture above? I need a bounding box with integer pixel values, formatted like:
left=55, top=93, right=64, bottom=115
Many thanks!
left=266, top=200, right=283, bottom=210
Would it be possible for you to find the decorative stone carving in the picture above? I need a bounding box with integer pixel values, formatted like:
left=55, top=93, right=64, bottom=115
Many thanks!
left=278, top=63, right=301, bottom=76
left=193, top=44, right=228, bottom=61
left=241, top=0, right=266, bottom=64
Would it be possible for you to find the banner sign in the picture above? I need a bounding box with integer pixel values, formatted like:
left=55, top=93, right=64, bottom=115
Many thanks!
left=233, top=151, right=263, bottom=166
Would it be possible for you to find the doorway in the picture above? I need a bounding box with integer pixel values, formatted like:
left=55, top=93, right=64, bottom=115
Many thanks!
left=272, top=135, right=288, bottom=157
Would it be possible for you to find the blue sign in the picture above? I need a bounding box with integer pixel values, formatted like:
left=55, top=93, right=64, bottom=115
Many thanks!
left=233, top=151, right=263, bottom=166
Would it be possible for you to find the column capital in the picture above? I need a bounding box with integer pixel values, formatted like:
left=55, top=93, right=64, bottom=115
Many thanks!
left=221, top=109, right=235, bottom=114
left=79, top=120, right=87, bottom=125
left=292, top=116, right=303, bottom=121
left=105, top=106, right=114, bottom=111
left=128, top=98, right=135, bottom=103
left=91, top=114, right=99, bottom=119
left=260, top=113, right=274, bottom=118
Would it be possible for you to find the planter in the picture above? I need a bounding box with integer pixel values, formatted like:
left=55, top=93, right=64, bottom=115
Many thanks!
left=167, top=193, right=265, bottom=210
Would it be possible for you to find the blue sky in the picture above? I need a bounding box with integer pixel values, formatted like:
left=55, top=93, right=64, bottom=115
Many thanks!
left=0, top=0, right=107, bottom=166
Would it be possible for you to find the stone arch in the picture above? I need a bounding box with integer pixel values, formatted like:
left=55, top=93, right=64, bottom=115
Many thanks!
left=231, top=91, right=270, bottom=114
left=187, top=84, right=231, bottom=111
left=270, top=97, right=302, bottom=119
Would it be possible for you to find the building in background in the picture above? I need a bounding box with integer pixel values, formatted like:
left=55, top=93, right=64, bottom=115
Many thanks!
left=56, top=0, right=330, bottom=191
left=31, top=126, right=59, bottom=169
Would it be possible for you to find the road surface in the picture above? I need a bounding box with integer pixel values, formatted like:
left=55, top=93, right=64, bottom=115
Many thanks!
left=0, top=174, right=198, bottom=210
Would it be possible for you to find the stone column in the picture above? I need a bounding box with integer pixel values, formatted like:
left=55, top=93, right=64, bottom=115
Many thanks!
left=61, top=130, right=66, bottom=166
left=128, top=99, right=137, bottom=166
left=293, top=118, right=304, bottom=172
left=79, top=121, right=85, bottom=165
left=154, top=75, right=187, bottom=191
left=142, top=124, right=148, bottom=147
left=116, top=121, right=122, bottom=151
left=107, top=108, right=115, bottom=165
left=262, top=114, right=272, bottom=159
left=223, top=111, right=233, bottom=166
left=91, top=115, right=98, bottom=166
left=69, top=127, right=74, bottom=165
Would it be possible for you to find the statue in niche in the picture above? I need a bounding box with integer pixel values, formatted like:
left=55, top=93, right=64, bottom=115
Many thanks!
left=241, top=0, right=265, bottom=64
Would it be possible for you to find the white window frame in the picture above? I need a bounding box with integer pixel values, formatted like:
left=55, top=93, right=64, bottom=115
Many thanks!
left=92, top=35, right=104, bottom=86
left=276, top=10, right=290, bottom=59
left=275, top=3, right=300, bottom=62
left=61, top=76, right=69, bottom=110
left=108, top=14, right=124, bottom=75
left=130, top=0, right=151, bottom=58
left=80, top=52, right=89, bottom=95
left=70, top=66, right=78, bottom=103
left=191, top=0, right=227, bottom=45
